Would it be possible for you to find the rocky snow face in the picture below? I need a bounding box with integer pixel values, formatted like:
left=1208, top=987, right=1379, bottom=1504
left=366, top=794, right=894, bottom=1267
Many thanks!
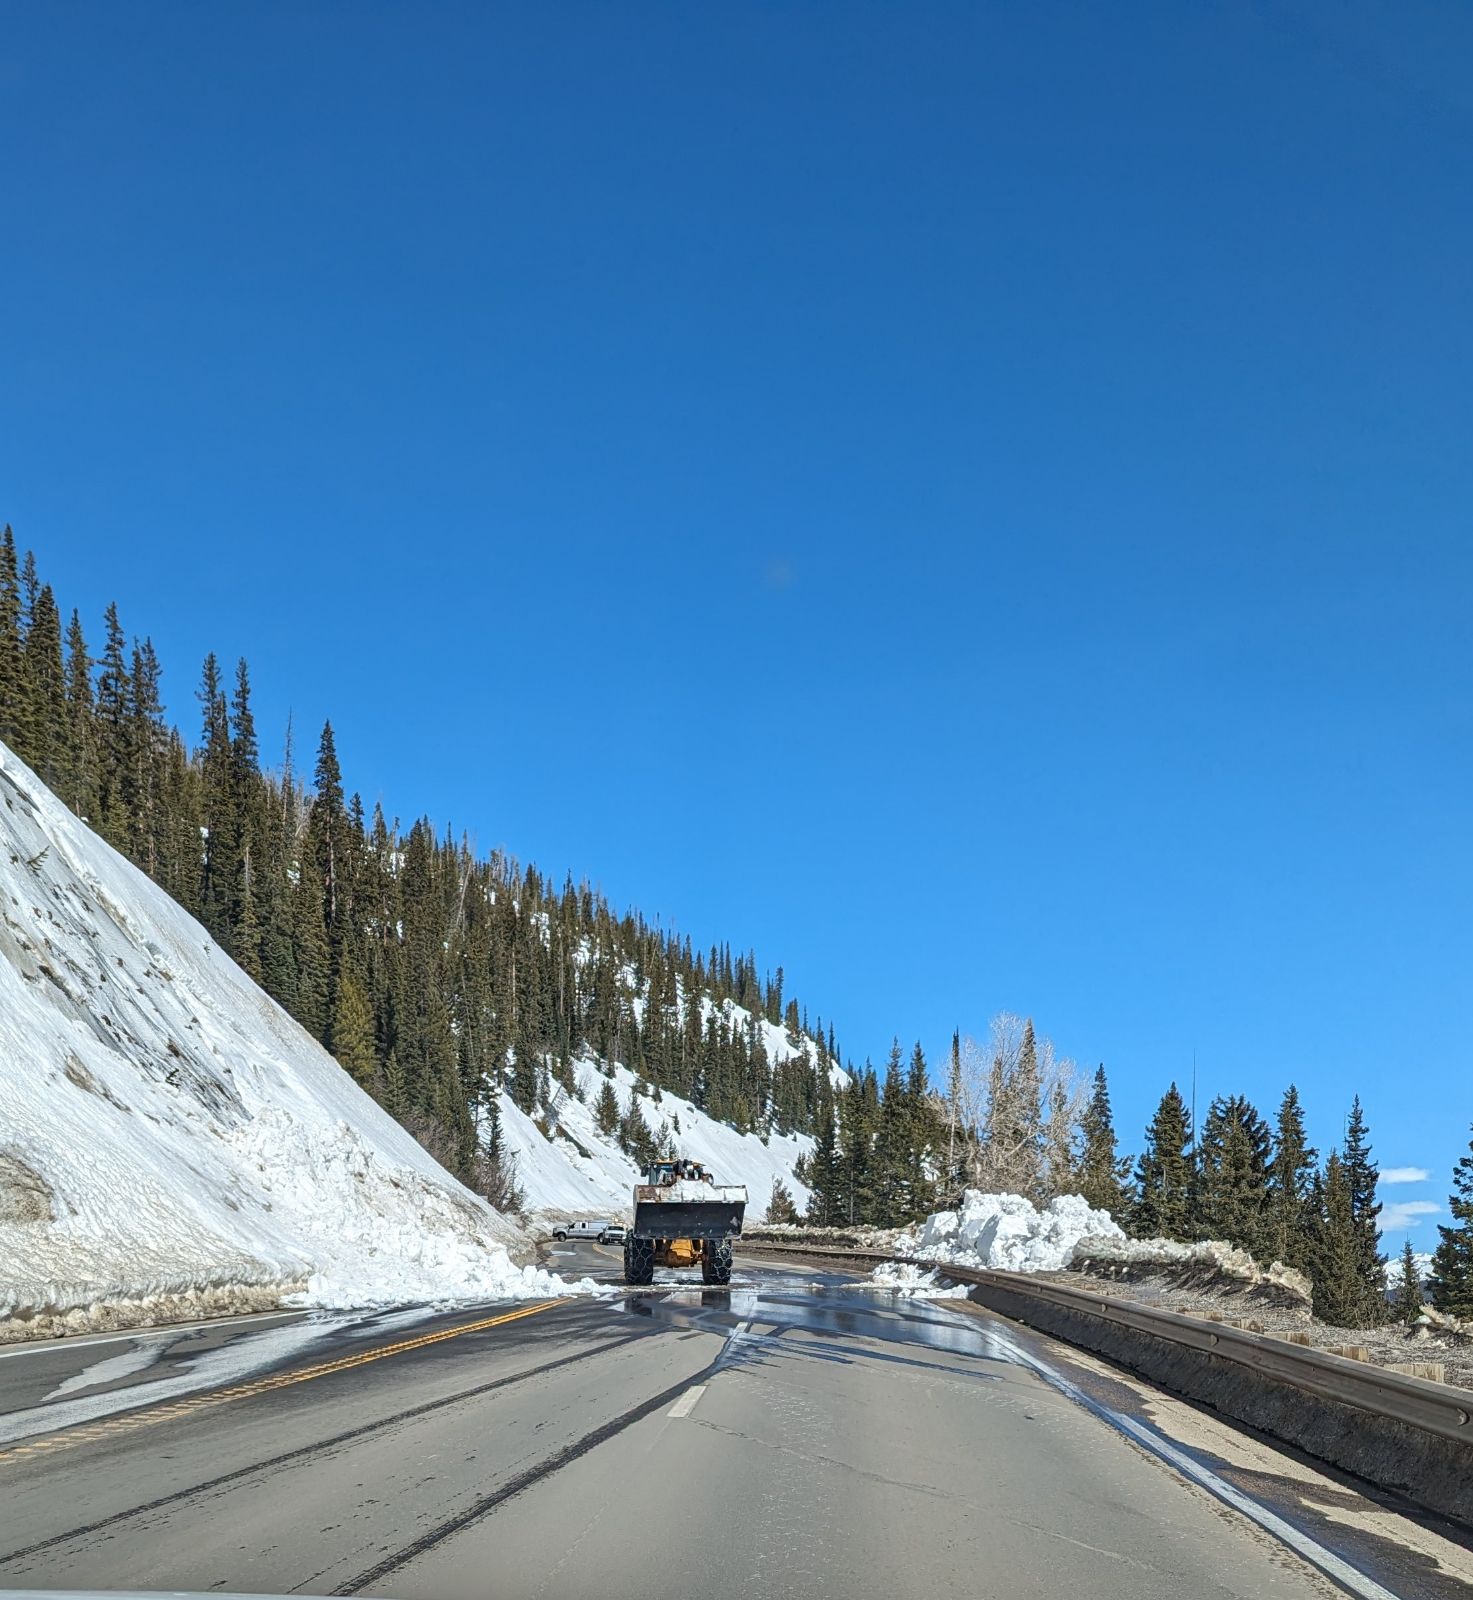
left=0, top=740, right=577, bottom=1337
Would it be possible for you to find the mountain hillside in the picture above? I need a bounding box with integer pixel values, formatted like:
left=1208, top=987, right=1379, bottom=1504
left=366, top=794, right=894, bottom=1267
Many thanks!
left=507, top=1052, right=817, bottom=1222
left=0, top=739, right=576, bottom=1338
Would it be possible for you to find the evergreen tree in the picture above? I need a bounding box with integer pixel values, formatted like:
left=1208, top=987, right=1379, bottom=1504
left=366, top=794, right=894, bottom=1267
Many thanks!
left=1342, top=1097, right=1387, bottom=1325
left=308, top=720, right=351, bottom=944
left=806, top=1079, right=844, bottom=1226
left=1078, top=1065, right=1128, bottom=1215
left=1395, top=1239, right=1424, bottom=1324
left=1430, top=1123, right=1473, bottom=1318
left=873, top=1040, right=912, bottom=1222
left=1267, top=1085, right=1316, bottom=1272
left=22, top=584, right=69, bottom=791
left=508, top=1029, right=540, bottom=1114
left=382, top=1049, right=408, bottom=1119
left=63, top=609, right=99, bottom=818
left=94, top=600, right=132, bottom=844
left=329, top=946, right=378, bottom=1088
left=766, top=1175, right=799, bottom=1225
left=594, top=1078, right=621, bottom=1138
left=839, top=1068, right=879, bottom=1224
left=226, top=660, right=264, bottom=968
left=1195, top=1094, right=1272, bottom=1258
left=1133, top=1084, right=1194, bottom=1240
left=1310, top=1152, right=1365, bottom=1326
left=291, top=848, right=332, bottom=1042
left=0, top=527, right=28, bottom=759
left=196, top=654, right=233, bottom=945
left=127, top=637, right=166, bottom=873
left=905, top=1039, right=938, bottom=1217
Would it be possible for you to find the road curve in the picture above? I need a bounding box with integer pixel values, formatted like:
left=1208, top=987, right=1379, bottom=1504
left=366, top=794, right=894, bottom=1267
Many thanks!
left=0, top=1248, right=1468, bottom=1600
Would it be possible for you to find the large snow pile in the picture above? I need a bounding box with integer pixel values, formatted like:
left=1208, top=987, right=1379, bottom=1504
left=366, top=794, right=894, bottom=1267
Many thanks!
left=501, top=1057, right=815, bottom=1225
left=895, top=1190, right=1125, bottom=1273
left=0, top=740, right=580, bottom=1335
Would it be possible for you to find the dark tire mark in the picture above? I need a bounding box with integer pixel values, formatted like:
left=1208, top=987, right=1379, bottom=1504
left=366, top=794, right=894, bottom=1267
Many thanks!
left=333, top=1361, right=719, bottom=1593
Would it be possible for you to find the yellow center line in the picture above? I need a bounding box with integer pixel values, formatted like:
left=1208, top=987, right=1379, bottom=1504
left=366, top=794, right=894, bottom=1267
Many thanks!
left=0, top=1298, right=566, bottom=1468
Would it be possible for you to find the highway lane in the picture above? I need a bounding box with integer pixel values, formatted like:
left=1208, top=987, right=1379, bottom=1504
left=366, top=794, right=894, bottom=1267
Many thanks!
left=0, top=1247, right=1468, bottom=1600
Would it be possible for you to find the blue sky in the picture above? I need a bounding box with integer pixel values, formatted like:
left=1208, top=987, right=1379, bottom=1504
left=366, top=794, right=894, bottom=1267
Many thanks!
left=3, top=4, right=1469, bottom=1239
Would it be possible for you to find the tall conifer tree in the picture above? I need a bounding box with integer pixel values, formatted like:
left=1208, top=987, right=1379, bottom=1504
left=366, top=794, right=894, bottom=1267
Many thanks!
left=1268, top=1085, right=1316, bottom=1271
left=1431, top=1123, right=1473, bottom=1318
left=1133, top=1084, right=1194, bottom=1240
left=1078, top=1065, right=1128, bottom=1215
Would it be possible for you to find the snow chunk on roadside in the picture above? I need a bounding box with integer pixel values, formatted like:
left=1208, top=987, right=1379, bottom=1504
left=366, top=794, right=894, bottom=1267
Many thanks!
left=869, top=1262, right=970, bottom=1300
left=896, top=1191, right=1124, bottom=1273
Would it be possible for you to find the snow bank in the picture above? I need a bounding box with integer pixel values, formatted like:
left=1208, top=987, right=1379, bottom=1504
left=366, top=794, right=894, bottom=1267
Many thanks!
left=895, top=1190, right=1125, bottom=1273
left=0, top=740, right=583, bottom=1332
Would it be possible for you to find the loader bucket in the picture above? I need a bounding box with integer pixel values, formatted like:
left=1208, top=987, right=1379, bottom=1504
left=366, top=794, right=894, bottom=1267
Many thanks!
left=631, top=1182, right=746, bottom=1242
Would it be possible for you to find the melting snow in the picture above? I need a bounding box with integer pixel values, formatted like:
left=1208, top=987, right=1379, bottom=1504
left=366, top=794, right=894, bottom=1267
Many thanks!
left=869, top=1262, right=971, bottom=1299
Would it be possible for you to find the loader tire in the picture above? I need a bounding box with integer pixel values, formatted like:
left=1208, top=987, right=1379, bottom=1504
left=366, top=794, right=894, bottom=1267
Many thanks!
left=702, top=1238, right=733, bottom=1286
left=624, top=1236, right=655, bottom=1285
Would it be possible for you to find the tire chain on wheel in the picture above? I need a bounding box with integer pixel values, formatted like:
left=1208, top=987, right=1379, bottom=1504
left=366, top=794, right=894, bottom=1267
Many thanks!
left=702, top=1239, right=733, bottom=1285
left=624, top=1235, right=655, bottom=1285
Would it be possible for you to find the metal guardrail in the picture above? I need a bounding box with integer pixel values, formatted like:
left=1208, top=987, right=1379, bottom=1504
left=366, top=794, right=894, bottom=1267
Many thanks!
left=737, top=1239, right=1473, bottom=1446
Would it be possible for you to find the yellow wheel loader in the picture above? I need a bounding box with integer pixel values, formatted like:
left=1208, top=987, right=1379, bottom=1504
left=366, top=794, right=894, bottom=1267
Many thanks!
left=623, top=1160, right=747, bottom=1286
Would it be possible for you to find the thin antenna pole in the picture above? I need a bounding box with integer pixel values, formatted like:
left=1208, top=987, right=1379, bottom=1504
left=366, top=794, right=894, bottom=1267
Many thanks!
left=1191, top=1050, right=1197, bottom=1154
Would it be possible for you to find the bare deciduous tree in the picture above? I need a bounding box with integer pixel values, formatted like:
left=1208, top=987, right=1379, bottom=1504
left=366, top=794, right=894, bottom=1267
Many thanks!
left=948, top=1014, right=1086, bottom=1204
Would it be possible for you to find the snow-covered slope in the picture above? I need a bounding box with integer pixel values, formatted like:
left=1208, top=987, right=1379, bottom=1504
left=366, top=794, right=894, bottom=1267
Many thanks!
left=0, top=740, right=575, bottom=1335
left=502, top=1057, right=814, bottom=1223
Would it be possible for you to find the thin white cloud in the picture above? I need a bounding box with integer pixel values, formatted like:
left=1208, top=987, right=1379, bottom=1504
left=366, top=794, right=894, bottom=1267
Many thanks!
left=1381, top=1166, right=1431, bottom=1185
left=1381, top=1200, right=1439, bottom=1232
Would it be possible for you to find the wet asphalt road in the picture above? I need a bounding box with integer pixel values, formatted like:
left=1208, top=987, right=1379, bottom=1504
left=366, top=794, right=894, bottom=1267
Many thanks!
left=0, top=1247, right=1468, bottom=1600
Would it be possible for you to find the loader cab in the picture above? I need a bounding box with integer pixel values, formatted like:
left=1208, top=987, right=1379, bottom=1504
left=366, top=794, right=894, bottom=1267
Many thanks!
left=646, top=1159, right=712, bottom=1186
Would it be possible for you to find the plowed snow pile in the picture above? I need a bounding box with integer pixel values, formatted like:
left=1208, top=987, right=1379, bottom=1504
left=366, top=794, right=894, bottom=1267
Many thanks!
left=895, top=1190, right=1124, bottom=1272
left=0, top=740, right=580, bottom=1335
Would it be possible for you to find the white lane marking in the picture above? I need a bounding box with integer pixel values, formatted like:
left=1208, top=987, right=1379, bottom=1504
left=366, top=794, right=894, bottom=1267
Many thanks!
left=717, top=1319, right=751, bottom=1361
left=668, top=1384, right=707, bottom=1419
left=985, top=1326, right=1399, bottom=1600
left=0, top=1310, right=302, bottom=1361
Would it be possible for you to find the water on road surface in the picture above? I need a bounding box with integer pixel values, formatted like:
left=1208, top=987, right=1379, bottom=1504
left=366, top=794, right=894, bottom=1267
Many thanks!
left=0, top=1248, right=1468, bottom=1600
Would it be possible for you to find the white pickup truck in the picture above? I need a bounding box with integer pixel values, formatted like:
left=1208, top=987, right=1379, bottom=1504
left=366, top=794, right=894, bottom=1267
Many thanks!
left=551, top=1219, right=624, bottom=1244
